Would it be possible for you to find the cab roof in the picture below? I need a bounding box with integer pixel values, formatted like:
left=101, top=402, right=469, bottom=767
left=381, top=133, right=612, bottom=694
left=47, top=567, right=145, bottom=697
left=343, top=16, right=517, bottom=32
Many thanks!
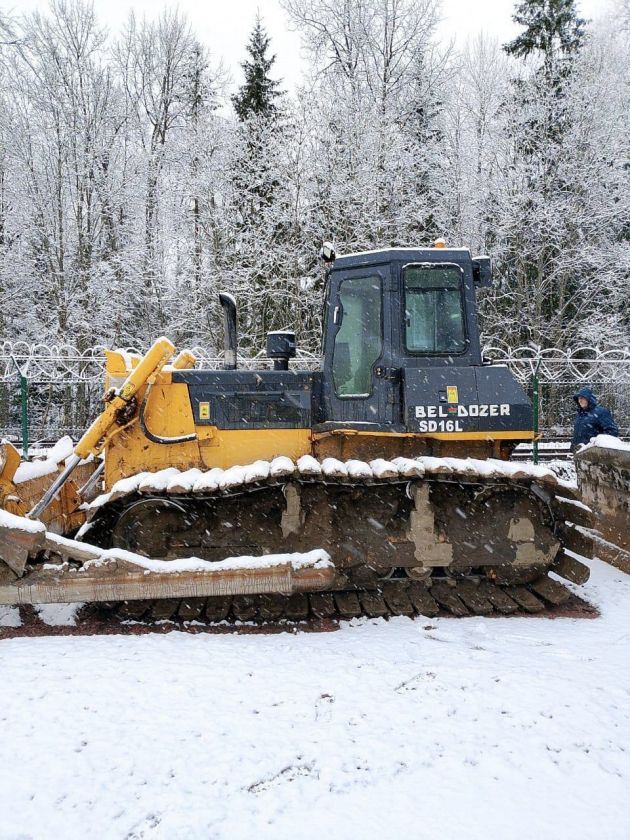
left=331, top=247, right=471, bottom=270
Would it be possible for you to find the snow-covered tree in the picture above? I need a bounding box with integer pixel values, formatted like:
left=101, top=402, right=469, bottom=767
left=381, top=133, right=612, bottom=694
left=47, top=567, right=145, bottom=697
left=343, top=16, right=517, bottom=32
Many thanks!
left=0, top=0, right=625, bottom=370
left=232, top=15, right=283, bottom=121
left=0, top=1, right=120, bottom=347
left=282, top=0, right=446, bottom=255
left=482, top=0, right=595, bottom=348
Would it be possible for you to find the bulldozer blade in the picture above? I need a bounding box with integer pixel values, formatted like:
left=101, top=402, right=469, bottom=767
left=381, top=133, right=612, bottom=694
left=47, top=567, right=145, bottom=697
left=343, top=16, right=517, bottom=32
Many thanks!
left=0, top=509, right=334, bottom=605
left=0, top=510, right=46, bottom=576
left=0, top=559, right=335, bottom=606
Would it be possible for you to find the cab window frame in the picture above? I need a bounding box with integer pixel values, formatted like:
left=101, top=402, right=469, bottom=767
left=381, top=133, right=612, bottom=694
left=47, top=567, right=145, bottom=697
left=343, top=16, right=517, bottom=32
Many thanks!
left=402, top=261, right=468, bottom=357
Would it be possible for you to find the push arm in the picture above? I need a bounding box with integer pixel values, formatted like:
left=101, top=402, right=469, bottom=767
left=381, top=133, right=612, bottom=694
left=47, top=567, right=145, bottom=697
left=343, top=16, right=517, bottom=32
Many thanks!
left=28, top=337, right=176, bottom=520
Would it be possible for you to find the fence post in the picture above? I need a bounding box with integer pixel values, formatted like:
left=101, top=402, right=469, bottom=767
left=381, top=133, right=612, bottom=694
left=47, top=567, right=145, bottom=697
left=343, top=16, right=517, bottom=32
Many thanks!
left=10, top=355, right=29, bottom=459
left=532, top=358, right=541, bottom=465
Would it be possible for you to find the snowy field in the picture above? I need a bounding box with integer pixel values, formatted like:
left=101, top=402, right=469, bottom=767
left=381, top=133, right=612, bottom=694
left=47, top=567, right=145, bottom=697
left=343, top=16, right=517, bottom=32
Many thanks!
left=1, top=559, right=629, bottom=840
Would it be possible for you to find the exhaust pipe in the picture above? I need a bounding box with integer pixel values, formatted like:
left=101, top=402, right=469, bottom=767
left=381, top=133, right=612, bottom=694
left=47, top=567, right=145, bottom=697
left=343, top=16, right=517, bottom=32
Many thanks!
left=219, top=293, right=237, bottom=370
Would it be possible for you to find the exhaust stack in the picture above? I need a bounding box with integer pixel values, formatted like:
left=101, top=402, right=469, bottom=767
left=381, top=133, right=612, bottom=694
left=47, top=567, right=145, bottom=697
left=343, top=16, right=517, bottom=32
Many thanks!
left=219, top=293, right=238, bottom=370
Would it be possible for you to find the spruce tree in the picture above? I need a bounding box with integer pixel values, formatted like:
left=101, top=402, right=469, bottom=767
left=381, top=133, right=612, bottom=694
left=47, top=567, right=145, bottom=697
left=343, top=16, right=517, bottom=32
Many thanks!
left=504, top=0, right=585, bottom=144
left=505, top=0, right=585, bottom=66
left=232, top=16, right=283, bottom=121
left=485, top=0, right=590, bottom=350
left=228, top=17, right=290, bottom=351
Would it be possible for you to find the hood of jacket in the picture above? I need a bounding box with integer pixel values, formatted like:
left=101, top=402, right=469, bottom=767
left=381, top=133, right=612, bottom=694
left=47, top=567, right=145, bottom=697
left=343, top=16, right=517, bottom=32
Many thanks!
left=573, top=386, right=597, bottom=410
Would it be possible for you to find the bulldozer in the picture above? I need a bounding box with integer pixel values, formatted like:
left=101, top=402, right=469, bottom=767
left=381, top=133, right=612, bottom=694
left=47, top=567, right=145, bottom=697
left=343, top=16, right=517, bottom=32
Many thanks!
left=0, top=243, right=593, bottom=621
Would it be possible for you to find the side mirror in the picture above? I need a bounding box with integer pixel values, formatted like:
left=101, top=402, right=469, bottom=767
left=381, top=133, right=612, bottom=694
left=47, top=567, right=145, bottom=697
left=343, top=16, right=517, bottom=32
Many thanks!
left=472, top=256, right=493, bottom=287
left=320, top=241, right=336, bottom=263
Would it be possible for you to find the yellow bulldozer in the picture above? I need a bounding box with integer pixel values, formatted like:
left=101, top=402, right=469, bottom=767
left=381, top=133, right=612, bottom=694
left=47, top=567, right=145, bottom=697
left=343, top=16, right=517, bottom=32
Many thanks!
left=0, top=244, right=595, bottom=621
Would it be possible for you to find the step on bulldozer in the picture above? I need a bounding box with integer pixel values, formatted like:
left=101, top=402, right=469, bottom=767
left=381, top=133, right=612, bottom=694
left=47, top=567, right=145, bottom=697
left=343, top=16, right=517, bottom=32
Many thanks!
left=0, top=243, right=595, bottom=622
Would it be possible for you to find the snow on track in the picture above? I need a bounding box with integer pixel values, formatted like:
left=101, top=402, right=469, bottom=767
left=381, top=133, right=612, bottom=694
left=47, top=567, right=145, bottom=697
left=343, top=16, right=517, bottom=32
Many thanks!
left=86, top=452, right=567, bottom=513
left=0, top=559, right=629, bottom=840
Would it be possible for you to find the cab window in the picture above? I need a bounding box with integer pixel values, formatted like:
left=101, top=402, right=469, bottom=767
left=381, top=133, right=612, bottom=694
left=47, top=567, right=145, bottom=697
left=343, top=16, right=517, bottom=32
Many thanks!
left=332, top=276, right=382, bottom=397
left=404, top=265, right=466, bottom=354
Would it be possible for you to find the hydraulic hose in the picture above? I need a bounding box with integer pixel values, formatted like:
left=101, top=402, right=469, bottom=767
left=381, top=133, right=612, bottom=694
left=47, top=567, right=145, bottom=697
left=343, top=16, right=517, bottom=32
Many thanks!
left=138, top=381, right=197, bottom=445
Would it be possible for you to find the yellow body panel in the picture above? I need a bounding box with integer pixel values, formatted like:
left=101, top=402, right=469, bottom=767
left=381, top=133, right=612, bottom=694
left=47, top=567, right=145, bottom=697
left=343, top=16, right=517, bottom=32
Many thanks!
left=311, top=430, right=535, bottom=441
left=406, top=431, right=534, bottom=441
left=105, top=428, right=312, bottom=488
left=103, top=377, right=313, bottom=489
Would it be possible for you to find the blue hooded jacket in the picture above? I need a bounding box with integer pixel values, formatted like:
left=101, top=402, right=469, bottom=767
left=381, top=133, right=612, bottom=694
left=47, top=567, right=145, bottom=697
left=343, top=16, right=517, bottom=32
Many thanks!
left=572, top=387, right=619, bottom=449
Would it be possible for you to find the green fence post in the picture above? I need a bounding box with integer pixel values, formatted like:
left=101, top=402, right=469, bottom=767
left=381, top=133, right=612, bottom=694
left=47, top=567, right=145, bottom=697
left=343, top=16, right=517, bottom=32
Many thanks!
left=532, top=359, right=541, bottom=465
left=10, top=355, right=29, bottom=459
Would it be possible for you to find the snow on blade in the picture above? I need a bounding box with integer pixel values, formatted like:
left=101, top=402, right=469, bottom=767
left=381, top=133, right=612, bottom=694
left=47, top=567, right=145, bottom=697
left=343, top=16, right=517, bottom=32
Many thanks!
left=13, top=435, right=76, bottom=484
left=45, top=435, right=75, bottom=464
left=0, top=508, right=46, bottom=535
left=13, top=459, right=59, bottom=484
left=83, top=547, right=332, bottom=574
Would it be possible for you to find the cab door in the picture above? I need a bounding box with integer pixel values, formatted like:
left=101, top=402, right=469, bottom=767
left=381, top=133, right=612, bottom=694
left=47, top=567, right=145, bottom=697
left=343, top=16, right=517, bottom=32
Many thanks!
left=321, top=265, right=398, bottom=428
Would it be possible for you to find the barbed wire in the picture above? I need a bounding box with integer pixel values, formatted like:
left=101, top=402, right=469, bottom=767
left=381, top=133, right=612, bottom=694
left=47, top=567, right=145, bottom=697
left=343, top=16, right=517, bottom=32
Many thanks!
left=0, top=342, right=321, bottom=383
left=0, top=340, right=628, bottom=384
left=481, top=343, right=630, bottom=385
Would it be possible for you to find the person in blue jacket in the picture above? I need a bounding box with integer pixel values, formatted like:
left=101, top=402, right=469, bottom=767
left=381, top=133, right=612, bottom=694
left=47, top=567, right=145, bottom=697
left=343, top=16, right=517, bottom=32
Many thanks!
left=572, top=387, right=619, bottom=450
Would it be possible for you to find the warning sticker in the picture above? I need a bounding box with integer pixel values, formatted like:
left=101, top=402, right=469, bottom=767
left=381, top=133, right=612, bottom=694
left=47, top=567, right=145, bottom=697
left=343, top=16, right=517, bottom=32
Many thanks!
left=446, top=386, right=459, bottom=403
left=199, top=401, right=210, bottom=420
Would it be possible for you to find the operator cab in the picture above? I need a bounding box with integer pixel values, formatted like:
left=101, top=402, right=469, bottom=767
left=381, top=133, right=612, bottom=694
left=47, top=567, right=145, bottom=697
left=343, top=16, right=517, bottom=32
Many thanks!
left=318, top=245, right=530, bottom=436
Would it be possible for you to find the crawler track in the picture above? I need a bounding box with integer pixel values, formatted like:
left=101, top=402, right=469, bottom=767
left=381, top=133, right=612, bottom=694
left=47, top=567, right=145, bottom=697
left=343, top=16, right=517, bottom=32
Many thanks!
left=104, top=575, right=592, bottom=624
left=65, top=454, right=594, bottom=624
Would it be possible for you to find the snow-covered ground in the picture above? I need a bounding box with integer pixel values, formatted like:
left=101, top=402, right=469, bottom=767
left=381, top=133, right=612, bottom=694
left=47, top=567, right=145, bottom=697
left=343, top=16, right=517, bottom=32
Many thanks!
left=1, top=559, right=629, bottom=840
